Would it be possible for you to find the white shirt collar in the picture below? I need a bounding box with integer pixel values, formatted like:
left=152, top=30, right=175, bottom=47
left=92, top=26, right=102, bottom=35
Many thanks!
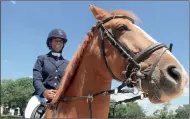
left=51, top=52, right=61, bottom=57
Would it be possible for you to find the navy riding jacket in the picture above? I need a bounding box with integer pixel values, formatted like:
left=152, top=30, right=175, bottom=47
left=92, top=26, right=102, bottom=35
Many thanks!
left=32, top=51, right=69, bottom=97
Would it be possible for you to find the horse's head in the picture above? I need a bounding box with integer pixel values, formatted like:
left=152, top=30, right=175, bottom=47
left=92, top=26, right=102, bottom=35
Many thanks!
left=89, top=5, right=188, bottom=104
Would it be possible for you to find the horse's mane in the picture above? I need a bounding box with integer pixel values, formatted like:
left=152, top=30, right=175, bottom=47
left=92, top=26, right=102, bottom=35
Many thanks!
left=52, top=27, right=95, bottom=103
left=52, top=10, right=137, bottom=104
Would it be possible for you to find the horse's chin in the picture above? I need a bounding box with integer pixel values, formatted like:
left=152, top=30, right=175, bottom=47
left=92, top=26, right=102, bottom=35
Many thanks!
left=147, top=91, right=166, bottom=104
left=141, top=81, right=173, bottom=104
left=140, top=73, right=171, bottom=104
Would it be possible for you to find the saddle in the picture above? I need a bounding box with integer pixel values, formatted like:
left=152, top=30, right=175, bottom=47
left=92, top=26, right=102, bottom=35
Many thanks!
left=30, top=103, right=46, bottom=118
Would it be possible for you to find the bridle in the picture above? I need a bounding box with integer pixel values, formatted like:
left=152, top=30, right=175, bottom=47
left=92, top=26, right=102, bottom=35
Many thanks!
left=44, top=15, right=173, bottom=118
left=97, top=15, right=173, bottom=89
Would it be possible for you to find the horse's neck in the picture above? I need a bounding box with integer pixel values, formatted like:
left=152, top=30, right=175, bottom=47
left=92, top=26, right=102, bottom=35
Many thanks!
left=66, top=60, right=112, bottom=97
left=56, top=37, right=112, bottom=118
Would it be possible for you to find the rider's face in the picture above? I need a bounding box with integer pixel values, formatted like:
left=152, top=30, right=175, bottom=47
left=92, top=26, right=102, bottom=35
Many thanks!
left=50, top=38, right=65, bottom=52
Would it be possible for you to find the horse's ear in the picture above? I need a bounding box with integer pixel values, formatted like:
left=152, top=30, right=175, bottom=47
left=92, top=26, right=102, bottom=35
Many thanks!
left=89, top=4, right=110, bottom=21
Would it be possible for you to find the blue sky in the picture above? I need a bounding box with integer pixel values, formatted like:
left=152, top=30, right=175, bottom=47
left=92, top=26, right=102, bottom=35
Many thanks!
left=1, top=1, right=189, bottom=115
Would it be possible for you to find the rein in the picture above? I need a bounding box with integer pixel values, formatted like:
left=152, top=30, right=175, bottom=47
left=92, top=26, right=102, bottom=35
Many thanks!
left=42, top=88, right=147, bottom=118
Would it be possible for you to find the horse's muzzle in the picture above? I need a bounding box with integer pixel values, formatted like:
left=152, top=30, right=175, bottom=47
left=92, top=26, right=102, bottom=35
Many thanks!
left=160, top=65, right=182, bottom=95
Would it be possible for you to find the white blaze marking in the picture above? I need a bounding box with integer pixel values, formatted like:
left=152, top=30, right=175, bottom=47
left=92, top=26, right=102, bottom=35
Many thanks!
left=134, top=25, right=158, bottom=43
left=133, top=24, right=188, bottom=77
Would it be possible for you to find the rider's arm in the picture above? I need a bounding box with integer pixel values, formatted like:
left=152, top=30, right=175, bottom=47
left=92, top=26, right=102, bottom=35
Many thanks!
left=33, top=56, right=46, bottom=97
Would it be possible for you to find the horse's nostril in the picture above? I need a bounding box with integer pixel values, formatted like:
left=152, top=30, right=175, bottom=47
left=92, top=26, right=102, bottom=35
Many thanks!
left=167, top=66, right=181, bottom=81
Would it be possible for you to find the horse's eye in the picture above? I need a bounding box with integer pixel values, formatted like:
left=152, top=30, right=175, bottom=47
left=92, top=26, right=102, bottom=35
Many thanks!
left=116, top=25, right=130, bottom=31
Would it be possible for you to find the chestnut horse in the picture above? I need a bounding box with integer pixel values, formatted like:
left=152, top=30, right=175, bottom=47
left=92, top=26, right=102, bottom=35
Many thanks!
left=44, top=5, right=188, bottom=118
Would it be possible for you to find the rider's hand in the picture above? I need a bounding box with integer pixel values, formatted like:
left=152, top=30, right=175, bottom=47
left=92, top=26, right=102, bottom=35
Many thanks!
left=43, top=89, right=57, bottom=100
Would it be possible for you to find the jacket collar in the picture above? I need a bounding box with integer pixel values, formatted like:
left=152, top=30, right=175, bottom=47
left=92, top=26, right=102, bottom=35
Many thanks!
left=47, top=51, right=64, bottom=60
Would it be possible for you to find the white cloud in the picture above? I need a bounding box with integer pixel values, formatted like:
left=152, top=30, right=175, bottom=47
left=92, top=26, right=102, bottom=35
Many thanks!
left=183, top=87, right=189, bottom=97
left=110, top=92, right=183, bottom=116
left=29, top=76, right=33, bottom=78
left=111, top=90, right=143, bottom=101
left=111, top=93, right=160, bottom=115
left=10, top=1, right=16, bottom=4
left=186, top=81, right=189, bottom=88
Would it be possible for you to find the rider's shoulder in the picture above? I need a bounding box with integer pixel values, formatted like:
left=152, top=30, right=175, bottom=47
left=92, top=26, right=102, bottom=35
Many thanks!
left=37, top=54, right=48, bottom=61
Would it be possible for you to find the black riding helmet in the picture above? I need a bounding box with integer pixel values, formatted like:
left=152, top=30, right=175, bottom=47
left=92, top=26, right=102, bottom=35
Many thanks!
left=46, top=29, right=68, bottom=52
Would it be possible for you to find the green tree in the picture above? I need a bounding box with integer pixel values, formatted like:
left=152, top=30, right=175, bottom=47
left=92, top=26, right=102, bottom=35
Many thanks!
left=1, top=79, right=15, bottom=108
left=153, top=102, right=175, bottom=118
left=175, top=104, right=190, bottom=118
left=1, top=79, right=16, bottom=110
left=167, top=110, right=175, bottom=118
left=109, top=101, right=146, bottom=118
left=1, top=77, right=34, bottom=116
